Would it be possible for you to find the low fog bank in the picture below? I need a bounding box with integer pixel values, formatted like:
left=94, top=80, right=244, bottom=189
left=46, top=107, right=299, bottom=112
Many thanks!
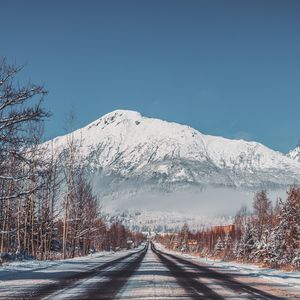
left=101, top=185, right=287, bottom=217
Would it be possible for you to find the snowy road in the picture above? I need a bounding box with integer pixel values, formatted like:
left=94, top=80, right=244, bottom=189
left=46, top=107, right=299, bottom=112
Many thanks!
left=1, top=242, right=300, bottom=299
left=117, top=244, right=299, bottom=299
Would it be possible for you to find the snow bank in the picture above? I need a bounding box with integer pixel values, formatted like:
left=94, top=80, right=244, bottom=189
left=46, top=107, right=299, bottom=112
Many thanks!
left=0, top=248, right=145, bottom=273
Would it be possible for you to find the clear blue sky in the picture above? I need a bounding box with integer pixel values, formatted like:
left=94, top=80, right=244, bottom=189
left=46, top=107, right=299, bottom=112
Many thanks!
left=1, top=0, right=300, bottom=152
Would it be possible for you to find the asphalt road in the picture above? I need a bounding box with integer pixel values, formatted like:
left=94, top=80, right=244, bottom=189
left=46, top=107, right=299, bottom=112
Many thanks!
left=11, top=242, right=300, bottom=299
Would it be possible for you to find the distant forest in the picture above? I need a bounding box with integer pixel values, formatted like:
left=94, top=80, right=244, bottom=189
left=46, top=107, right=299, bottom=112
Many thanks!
left=158, top=188, right=300, bottom=270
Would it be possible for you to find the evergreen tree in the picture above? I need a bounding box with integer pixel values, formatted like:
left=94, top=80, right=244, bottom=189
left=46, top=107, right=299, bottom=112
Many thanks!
left=214, top=236, right=224, bottom=256
left=236, top=220, right=256, bottom=261
left=268, top=187, right=300, bottom=266
left=224, top=232, right=233, bottom=258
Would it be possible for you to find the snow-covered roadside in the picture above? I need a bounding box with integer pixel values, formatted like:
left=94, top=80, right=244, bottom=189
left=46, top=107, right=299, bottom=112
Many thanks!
left=154, top=242, right=300, bottom=291
left=0, top=247, right=143, bottom=299
left=0, top=251, right=110, bottom=273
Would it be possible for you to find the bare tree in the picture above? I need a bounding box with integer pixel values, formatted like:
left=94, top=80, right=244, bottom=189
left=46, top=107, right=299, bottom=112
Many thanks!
left=252, top=191, right=272, bottom=241
left=61, top=110, right=81, bottom=259
left=0, top=58, right=49, bottom=255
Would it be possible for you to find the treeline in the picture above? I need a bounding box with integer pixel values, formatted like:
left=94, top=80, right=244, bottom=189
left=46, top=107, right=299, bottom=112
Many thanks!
left=0, top=59, right=144, bottom=261
left=157, top=187, right=300, bottom=270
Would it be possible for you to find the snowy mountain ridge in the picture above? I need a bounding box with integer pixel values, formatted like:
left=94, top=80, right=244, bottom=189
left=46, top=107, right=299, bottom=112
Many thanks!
left=46, top=109, right=300, bottom=191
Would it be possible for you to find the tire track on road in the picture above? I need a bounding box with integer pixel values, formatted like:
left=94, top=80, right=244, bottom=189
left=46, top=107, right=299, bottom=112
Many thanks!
left=18, top=246, right=147, bottom=300
left=152, top=243, right=224, bottom=300
left=156, top=245, right=286, bottom=300
left=81, top=244, right=147, bottom=299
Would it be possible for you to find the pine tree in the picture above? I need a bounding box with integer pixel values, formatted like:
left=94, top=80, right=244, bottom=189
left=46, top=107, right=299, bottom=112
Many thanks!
left=214, top=236, right=224, bottom=256
left=236, top=220, right=256, bottom=261
left=267, top=187, right=300, bottom=267
left=224, top=232, right=233, bottom=258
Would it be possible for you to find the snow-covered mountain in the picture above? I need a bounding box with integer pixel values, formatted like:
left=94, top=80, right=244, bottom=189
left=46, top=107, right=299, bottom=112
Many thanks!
left=287, top=146, right=300, bottom=162
left=47, top=109, right=300, bottom=192
left=44, top=109, right=300, bottom=228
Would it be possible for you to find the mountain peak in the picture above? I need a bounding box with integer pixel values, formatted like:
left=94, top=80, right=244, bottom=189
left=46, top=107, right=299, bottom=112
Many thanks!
left=102, top=109, right=142, bottom=120
left=86, top=109, right=143, bottom=130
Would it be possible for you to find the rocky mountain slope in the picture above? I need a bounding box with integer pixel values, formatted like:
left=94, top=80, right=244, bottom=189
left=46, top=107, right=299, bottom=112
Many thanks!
left=287, top=146, right=300, bottom=162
